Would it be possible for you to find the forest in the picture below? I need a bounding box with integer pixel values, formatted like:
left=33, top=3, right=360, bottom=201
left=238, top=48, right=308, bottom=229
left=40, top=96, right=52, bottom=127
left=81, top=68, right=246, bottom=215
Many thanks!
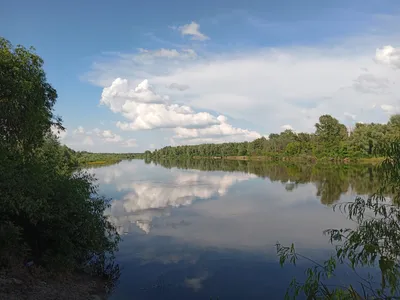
left=146, top=114, right=400, bottom=161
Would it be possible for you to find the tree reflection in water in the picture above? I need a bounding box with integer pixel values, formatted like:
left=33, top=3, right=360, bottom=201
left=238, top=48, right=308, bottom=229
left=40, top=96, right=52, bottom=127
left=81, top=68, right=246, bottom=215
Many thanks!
left=277, top=142, right=400, bottom=299
left=150, top=157, right=386, bottom=206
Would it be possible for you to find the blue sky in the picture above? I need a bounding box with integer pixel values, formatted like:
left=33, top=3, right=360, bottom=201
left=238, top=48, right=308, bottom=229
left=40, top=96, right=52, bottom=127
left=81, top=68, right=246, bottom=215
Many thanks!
left=2, top=0, right=400, bottom=152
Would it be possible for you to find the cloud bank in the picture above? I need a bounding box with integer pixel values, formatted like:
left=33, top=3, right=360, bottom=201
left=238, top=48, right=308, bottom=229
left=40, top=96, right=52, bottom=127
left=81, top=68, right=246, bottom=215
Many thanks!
left=100, top=77, right=261, bottom=144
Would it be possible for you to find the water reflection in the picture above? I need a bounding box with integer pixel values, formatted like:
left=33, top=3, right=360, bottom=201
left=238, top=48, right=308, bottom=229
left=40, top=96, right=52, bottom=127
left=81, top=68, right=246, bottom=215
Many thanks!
left=150, top=158, right=382, bottom=204
left=89, top=159, right=383, bottom=240
left=91, top=161, right=256, bottom=234
left=87, top=159, right=384, bottom=299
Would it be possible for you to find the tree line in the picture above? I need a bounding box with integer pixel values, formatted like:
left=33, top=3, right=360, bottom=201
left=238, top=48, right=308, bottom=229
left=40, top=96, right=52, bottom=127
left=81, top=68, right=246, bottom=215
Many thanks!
left=146, top=114, right=400, bottom=160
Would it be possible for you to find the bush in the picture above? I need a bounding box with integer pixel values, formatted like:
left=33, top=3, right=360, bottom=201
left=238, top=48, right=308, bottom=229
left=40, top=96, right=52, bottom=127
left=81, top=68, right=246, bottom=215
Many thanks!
left=0, top=137, right=120, bottom=276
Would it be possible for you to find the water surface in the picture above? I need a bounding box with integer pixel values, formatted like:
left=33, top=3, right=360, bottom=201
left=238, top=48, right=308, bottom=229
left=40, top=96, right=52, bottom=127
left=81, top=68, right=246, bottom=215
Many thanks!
left=89, top=159, right=379, bottom=299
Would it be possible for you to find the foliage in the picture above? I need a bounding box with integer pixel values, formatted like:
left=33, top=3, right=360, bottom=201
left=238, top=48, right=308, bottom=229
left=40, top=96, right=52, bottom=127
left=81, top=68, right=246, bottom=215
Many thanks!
left=146, top=114, right=400, bottom=160
left=0, top=37, right=119, bottom=282
left=276, top=140, right=400, bottom=299
left=0, top=37, right=62, bottom=153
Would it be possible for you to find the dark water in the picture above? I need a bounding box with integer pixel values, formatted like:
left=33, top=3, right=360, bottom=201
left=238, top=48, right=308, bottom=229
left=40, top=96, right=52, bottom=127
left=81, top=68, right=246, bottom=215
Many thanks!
left=88, top=159, right=380, bottom=299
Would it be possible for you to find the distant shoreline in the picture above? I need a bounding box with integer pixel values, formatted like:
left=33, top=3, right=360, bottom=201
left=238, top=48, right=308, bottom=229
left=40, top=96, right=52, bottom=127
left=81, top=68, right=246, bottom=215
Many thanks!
left=190, top=155, right=385, bottom=164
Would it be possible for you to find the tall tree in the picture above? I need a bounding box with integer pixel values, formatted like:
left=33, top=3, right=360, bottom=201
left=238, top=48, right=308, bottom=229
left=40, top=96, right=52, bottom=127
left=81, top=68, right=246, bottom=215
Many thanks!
left=315, top=115, right=348, bottom=144
left=0, top=37, right=62, bottom=153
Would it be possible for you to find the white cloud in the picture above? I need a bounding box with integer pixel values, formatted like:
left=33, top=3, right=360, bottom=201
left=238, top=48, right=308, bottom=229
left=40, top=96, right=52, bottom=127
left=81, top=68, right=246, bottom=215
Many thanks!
left=375, top=45, right=400, bottom=69
left=100, top=78, right=260, bottom=142
left=101, top=78, right=166, bottom=113
left=115, top=103, right=219, bottom=131
left=60, top=126, right=137, bottom=152
left=173, top=115, right=261, bottom=143
left=102, top=78, right=219, bottom=130
left=176, top=21, right=209, bottom=41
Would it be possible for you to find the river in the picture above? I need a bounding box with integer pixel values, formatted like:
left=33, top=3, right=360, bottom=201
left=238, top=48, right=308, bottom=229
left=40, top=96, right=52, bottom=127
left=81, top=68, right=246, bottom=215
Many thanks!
left=87, top=159, right=381, bottom=299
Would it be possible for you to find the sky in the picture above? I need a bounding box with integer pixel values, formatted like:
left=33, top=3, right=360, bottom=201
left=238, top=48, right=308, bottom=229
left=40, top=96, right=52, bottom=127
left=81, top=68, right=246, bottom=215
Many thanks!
left=1, top=0, right=400, bottom=152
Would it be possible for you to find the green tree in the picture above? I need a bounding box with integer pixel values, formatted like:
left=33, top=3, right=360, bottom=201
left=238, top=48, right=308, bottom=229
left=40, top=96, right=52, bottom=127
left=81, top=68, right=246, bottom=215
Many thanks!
left=315, top=115, right=348, bottom=144
left=0, top=37, right=62, bottom=153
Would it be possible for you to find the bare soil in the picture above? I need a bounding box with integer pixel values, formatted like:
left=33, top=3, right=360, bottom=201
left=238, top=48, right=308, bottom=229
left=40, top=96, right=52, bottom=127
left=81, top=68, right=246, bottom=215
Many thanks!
left=0, top=264, right=107, bottom=300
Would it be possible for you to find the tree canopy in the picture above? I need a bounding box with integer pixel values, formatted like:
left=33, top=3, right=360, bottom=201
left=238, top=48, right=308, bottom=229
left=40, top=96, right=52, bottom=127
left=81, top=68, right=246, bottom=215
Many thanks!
left=0, top=37, right=62, bottom=153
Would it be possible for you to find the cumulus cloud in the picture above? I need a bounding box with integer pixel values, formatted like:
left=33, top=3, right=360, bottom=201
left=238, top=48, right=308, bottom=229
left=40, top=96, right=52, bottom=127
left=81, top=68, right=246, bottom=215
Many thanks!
left=102, top=78, right=219, bottom=130
left=375, top=45, right=400, bottom=69
left=100, top=78, right=260, bottom=142
left=101, top=78, right=166, bottom=113
left=176, top=21, right=209, bottom=41
left=173, top=115, right=261, bottom=143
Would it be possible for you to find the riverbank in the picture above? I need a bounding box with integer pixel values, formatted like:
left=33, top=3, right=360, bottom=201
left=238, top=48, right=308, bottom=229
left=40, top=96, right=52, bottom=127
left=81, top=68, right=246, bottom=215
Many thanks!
left=82, top=159, right=122, bottom=166
left=0, top=263, right=107, bottom=300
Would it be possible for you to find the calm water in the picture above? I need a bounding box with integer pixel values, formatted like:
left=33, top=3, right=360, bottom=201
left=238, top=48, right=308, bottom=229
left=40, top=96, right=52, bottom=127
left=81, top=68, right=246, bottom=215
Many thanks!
left=88, top=159, right=380, bottom=299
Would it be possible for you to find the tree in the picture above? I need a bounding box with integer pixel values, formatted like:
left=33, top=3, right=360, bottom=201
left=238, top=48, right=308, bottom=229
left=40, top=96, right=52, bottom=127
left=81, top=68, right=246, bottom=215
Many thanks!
left=388, top=114, right=400, bottom=129
left=315, top=115, right=348, bottom=144
left=349, top=123, right=387, bottom=156
left=0, top=37, right=62, bottom=153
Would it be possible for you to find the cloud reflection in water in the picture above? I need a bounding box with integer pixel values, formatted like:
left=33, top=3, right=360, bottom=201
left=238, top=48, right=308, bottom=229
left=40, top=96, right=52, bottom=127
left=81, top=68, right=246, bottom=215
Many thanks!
left=96, top=161, right=257, bottom=234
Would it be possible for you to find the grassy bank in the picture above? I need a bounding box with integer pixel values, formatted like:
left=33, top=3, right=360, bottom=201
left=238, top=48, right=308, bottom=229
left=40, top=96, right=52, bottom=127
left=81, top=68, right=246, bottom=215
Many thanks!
left=75, top=152, right=145, bottom=167
left=82, top=159, right=122, bottom=166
